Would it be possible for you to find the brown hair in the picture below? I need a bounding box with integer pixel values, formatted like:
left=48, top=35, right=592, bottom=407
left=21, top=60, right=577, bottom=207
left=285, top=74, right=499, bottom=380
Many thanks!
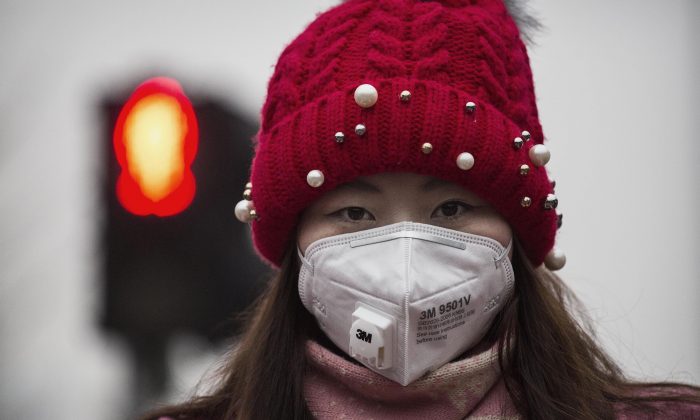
left=141, top=240, right=699, bottom=420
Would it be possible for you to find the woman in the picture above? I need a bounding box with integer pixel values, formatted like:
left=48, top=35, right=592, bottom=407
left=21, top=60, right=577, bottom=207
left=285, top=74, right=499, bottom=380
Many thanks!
left=143, top=0, right=700, bottom=418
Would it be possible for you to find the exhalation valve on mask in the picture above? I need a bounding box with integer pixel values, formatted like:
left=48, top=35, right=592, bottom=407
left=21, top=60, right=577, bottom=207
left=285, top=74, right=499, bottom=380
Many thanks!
left=298, top=221, right=514, bottom=386
left=349, top=304, right=395, bottom=370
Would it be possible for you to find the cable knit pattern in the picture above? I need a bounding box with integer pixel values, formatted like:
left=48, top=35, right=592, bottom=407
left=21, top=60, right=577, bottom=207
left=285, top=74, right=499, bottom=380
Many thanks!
left=250, top=0, right=556, bottom=267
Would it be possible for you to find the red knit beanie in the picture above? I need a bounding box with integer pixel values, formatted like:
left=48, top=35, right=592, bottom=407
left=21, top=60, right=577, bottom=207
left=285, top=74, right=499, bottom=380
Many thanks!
left=235, top=0, right=563, bottom=270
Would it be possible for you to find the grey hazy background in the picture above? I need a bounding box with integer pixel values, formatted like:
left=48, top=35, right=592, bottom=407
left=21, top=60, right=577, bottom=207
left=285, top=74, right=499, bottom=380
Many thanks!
left=1, top=1, right=698, bottom=419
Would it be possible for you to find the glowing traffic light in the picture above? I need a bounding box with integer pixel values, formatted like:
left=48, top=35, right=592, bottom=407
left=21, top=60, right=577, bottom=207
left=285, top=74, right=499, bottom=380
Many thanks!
left=113, top=77, right=198, bottom=216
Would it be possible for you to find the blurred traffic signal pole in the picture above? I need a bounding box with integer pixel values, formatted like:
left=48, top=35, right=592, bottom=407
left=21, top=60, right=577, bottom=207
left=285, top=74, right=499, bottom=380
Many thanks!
left=99, top=77, right=269, bottom=412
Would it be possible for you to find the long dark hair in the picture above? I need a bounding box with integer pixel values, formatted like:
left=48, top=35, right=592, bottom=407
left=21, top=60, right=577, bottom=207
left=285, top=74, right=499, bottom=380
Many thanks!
left=142, top=240, right=699, bottom=419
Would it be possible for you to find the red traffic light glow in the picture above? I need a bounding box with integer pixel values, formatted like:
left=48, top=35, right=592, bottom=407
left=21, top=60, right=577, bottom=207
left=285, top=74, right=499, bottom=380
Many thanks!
left=114, top=77, right=198, bottom=216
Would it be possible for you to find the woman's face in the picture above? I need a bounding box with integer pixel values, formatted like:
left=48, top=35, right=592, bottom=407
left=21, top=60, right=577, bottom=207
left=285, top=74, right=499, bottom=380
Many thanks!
left=297, top=172, right=512, bottom=258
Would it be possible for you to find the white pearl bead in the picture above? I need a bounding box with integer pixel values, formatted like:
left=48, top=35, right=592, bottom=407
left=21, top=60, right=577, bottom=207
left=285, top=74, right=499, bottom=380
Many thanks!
left=544, top=248, right=567, bottom=271
left=529, top=144, right=551, bottom=167
left=235, top=199, right=253, bottom=223
left=307, top=169, right=325, bottom=188
left=354, top=84, right=378, bottom=108
left=456, top=152, right=475, bottom=170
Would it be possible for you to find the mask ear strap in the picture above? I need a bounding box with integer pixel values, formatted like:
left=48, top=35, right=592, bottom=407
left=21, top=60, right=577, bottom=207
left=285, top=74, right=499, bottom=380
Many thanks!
left=494, top=238, right=513, bottom=267
left=297, top=246, right=312, bottom=268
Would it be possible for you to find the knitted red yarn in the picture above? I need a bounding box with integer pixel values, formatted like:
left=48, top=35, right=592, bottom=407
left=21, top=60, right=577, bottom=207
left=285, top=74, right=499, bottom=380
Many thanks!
left=249, top=0, right=557, bottom=267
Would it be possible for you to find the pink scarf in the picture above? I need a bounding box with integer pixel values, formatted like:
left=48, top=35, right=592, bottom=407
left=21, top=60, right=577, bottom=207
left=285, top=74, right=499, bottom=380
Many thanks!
left=303, top=339, right=520, bottom=419
left=152, top=340, right=699, bottom=419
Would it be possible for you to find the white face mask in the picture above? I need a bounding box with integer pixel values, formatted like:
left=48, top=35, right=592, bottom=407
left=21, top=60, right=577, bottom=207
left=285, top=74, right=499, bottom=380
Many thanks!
left=297, top=221, right=514, bottom=386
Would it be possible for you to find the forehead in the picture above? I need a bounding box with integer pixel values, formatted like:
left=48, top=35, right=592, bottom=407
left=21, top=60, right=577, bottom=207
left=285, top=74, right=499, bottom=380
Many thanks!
left=329, top=172, right=486, bottom=203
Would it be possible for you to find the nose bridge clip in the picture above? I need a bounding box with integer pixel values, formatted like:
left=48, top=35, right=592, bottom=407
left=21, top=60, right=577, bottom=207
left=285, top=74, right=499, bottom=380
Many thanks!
left=350, top=230, right=466, bottom=250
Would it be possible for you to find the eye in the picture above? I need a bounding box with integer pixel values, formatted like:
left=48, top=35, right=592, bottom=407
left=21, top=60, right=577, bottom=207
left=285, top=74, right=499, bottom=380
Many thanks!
left=335, top=207, right=375, bottom=222
left=431, top=200, right=473, bottom=219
